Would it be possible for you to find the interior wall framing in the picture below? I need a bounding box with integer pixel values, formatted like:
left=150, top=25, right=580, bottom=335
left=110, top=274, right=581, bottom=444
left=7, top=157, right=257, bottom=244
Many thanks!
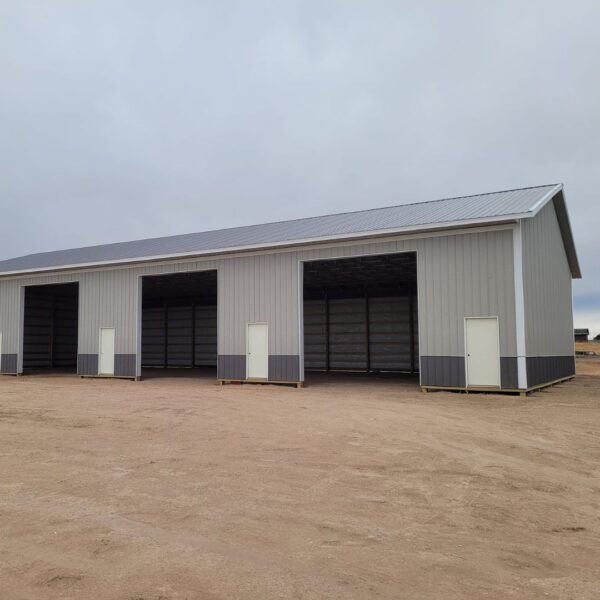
left=140, top=270, right=218, bottom=371
left=22, top=282, right=79, bottom=371
left=302, top=252, right=419, bottom=374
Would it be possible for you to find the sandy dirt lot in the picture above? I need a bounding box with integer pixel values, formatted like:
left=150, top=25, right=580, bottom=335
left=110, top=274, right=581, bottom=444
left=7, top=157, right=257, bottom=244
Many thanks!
left=1, top=363, right=599, bottom=600
left=575, top=341, right=600, bottom=354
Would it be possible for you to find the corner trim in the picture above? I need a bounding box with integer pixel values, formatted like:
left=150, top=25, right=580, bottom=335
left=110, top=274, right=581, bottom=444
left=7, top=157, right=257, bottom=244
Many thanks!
left=528, top=183, right=563, bottom=216
left=513, top=222, right=528, bottom=389
left=16, top=286, right=25, bottom=374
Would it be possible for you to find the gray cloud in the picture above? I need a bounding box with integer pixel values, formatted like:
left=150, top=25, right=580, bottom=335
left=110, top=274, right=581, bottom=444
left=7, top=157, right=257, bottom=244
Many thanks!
left=1, top=1, right=599, bottom=332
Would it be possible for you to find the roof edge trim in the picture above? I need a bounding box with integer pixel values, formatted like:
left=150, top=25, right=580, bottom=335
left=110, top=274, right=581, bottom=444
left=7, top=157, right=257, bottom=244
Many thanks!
left=552, top=189, right=582, bottom=279
left=527, top=183, right=564, bottom=216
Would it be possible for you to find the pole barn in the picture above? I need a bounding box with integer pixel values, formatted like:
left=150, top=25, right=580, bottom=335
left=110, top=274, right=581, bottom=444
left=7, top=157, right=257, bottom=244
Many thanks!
left=0, top=184, right=581, bottom=394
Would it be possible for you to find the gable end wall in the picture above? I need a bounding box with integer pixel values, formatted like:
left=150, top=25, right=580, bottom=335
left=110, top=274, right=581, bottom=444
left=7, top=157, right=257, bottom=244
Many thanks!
left=522, top=200, right=575, bottom=386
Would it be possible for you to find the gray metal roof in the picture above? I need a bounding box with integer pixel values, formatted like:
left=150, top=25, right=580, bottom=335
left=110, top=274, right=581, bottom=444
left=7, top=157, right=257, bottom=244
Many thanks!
left=0, top=183, right=580, bottom=277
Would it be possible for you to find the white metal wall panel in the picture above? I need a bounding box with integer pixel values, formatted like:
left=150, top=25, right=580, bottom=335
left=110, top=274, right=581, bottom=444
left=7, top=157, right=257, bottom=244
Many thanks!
left=0, top=226, right=517, bottom=369
left=522, top=201, right=574, bottom=356
left=294, top=228, right=515, bottom=357
left=79, top=269, right=139, bottom=354
left=217, top=253, right=297, bottom=356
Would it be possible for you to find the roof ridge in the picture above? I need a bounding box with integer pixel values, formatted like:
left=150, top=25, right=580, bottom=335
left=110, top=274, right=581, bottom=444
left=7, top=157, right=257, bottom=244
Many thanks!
left=266, top=182, right=560, bottom=224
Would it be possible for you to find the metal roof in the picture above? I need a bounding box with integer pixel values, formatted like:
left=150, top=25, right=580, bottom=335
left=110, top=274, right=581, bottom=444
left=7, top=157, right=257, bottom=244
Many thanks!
left=0, top=183, right=581, bottom=277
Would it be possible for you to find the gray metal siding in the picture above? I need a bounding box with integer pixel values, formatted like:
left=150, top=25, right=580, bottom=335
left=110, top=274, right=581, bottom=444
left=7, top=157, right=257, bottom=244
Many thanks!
left=141, top=304, right=217, bottom=367
left=22, top=293, right=78, bottom=369
left=522, top=201, right=574, bottom=358
left=268, top=356, right=300, bottom=381
left=217, top=355, right=246, bottom=380
left=420, top=356, right=465, bottom=387
left=304, top=296, right=418, bottom=371
left=0, top=225, right=517, bottom=383
left=77, top=354, right=97, bottom=376
left=0, top=354, right=18, bottom=374
left=114, top=354, right=136, bottom=378
left=526, top=356, right=575, bottom=387
left=500, top=357, right=519, bottom=390
left=422, top=356, right=519, bottom=389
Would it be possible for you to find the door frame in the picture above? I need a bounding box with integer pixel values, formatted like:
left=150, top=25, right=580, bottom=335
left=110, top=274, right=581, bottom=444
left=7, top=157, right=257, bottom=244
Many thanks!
left=246, top=322, right=268, bottom=380
left=98, top=327, right=116, bottom=376
left=464, top=316, right=501, bottom=388
left=298, top=248, right=421, bottom=384
left=135, top=268, right=219, bottom=379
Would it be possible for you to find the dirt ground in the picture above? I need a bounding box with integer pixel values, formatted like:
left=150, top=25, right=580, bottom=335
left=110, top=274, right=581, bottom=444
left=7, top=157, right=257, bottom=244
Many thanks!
left=1, top=363, right=599, bottom=600
left=575, top=341, right=600, bottom=354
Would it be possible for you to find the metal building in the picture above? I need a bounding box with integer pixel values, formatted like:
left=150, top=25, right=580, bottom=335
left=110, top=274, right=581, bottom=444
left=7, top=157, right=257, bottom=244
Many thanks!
left=0, top=184, right=580, bottom=393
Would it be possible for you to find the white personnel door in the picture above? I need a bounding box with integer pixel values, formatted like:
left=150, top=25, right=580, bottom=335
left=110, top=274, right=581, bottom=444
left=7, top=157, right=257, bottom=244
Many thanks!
left=247, top=323, right=268, bottom=379
left=465, top=318, right=500, bottom=387
left=99, top=328, right=115, bottom=375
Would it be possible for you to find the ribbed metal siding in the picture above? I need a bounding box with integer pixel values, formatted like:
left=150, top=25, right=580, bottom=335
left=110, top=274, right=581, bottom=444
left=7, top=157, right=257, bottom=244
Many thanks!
left=167, top=306, right=193, bottom=366
left=195, top=305, right=218, bottom=366
left=79, top=269, right=139, bottom=354
left=22, top=296, right=54, bottom=368
left=218, top=253, right=297, bottom=356
left=414, top=230, right=516, bottom=357
left=141, top=304, right=217, bottom=367
left=304, top=296, right=418, bottom=371
left=304, top=300, right=327, bottom=369
left=522, top=201, right=574, bottom=357
left=295, top=228, right=515, bottom=357
left=0, top=226, right=517, bottom=374
left=22, top=294, right=77, bottom=368
left=329, top=299, right=368, bottom=370
left=370, top=297, right=418, bottom=370
left=141, top=308, right=165, bottom=366
left=1, top=271, right=82, bottom=360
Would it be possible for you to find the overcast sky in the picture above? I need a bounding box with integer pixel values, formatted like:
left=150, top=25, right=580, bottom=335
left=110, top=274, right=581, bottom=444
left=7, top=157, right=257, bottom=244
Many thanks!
left=1, top=1, right=598, bottom=334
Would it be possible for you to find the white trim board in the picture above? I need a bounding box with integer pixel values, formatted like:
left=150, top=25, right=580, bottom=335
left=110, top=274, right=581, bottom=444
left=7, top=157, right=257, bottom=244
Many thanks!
left=513, top=222, right=528, bottom=389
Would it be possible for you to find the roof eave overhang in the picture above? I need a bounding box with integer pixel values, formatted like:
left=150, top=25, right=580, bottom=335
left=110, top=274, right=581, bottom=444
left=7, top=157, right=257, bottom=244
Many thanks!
left=0, top=214, right=528, bottom=278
